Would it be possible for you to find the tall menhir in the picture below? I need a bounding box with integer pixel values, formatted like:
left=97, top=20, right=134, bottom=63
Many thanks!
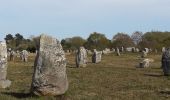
left=31, top=34, right=68, bottom=96
left=0, top=41, right=11, bottom=88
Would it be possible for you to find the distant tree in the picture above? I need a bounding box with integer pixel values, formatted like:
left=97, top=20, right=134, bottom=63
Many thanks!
left=70, top=36, right=86, bottom=49
left=4, top=34, right=14, bottom=41
left=131, top=31, right=143, bottom=45
left=112, top=33, right=134, bottom=48
left=15, top=33, right=23, bottom=40
left=85, top=32, right=111, bottom=50
left=163, top=37, right=170, bottom=47
left=15, top=33, right=24, bottom=47
left=61, top=38, right=72, bottom=50
left=61, top=37, right=86, bottom=50
left=139, top=31, right=170, bottom=50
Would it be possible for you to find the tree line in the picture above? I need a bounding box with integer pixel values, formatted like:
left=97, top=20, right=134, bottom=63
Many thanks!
left=4, top=31, right=170, bottom=52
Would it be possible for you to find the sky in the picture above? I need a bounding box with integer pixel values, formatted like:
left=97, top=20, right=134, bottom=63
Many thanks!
left=0, top=0, right=170, bottom=41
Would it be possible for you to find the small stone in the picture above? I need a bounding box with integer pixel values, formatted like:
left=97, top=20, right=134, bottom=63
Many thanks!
left=92, top=49, right=102, bottom=63
left=75, top=47, right=87, bottom=68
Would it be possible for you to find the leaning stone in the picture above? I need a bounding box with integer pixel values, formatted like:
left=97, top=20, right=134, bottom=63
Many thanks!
left=31, top=34, right=68, bottom=96
left=0, top=41, right=11, bottom=88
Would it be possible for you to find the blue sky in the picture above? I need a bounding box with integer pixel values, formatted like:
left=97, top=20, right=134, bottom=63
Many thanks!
left=0, top=0, right=170, bottom=41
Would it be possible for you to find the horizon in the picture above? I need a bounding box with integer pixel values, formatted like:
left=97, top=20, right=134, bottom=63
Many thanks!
left=1, top=0, right=170, bottom=41
left=0, top=30, right=169, bottom=41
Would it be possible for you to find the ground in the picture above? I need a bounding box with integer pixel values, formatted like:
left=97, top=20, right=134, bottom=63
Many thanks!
left=0, top=52, right=170, bottom=100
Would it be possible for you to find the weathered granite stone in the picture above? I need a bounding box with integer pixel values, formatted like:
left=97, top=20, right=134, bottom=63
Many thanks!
left=132, top=47, right=135, bottom=53
left=92, top=49, right=102, bottom=63
left=136, top=48, right=139, bottom=52
left=87, top=50, right=93, bottom=55
left=0, top=41, right=11, bottom=88
left=21, top=50, right=28, bottom=62
left=145, top=48, right=149, bottom=53
left=9, top=50, right=16, bottom=61
left=75, top=47, right=87, bottom=68
left=139, top=58, right=154, bottom=68
left=141, top=50, right=147, bottom=58
left=31, top=34, right=68, bottom=96
left=162, top=47, right=166, bottom=53
left=116, top=48, right=120, bottom=56
left=155, top=49, right=158, bottom=53
left=162, top=48, right=170, bottom=76
left=112, top=48, right=115, bottom=52
left=121, top=47, right=124, bottom=52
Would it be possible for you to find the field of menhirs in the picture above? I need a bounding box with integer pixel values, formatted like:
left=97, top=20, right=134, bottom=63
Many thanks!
left=0, top=52, right=170, bottom=100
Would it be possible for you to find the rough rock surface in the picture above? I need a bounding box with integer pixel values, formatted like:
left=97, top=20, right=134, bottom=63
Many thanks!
left=116, top=48, right=120, bottom=56
left=21, top=50, right=28, bottom=62
left=92, top=49, right=102, bottom=63
left=76, top=47, right=87, bottom=68
left=31, top=34, right=68, bottom=96
left=139, top=58, right=154, bottom=68
left=0, top=41, right=11, bottom=88
left=162, top=48, right=170, bottom=76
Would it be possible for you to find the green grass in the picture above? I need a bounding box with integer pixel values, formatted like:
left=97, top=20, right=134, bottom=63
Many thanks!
left=0, top=53, right=170, bottom=100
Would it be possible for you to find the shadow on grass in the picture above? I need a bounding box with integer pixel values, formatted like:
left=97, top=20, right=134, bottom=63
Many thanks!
left=1, top=92, right=32, bottom=99
left=144, top=73, right=163, bottom=77
left=152, top=67, right=162, bottom=69
left=1, top=92, right=67, bottom=100
left=160, top=91, right=170, bottom=95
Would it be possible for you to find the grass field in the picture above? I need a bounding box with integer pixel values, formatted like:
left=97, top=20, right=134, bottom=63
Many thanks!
left=0, top=52, right=170, bottom=100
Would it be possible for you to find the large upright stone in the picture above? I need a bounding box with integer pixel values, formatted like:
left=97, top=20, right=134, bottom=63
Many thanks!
left=76, top=47, right=87, bottom=68
left=31, top=34, right=68, bottom=96
left=21, top=50, right=29, bottom=62
left=162, top=48, right=170, bottom=76
left=92, top=49, right=102, bottom=63
left=116, top=48, right=120, bottom=56
left=0, top=41, right=11, bottom=88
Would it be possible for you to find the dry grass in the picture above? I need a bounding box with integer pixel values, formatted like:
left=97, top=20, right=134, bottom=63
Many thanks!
left=0, top=52, right=170, bottom=100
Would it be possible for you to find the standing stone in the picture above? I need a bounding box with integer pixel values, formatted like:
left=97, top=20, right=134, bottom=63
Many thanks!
left=141, top=50, right=147, bottom=58
left=121, top=47, right=124, bottom=52
left=21, top=50, right=29, bottom=62
left=155, top=49, right=158, bottom=53
left=136, top=48, right=139, bottom=52
left=132, top=47, right=135, bottom=53
left=9, top=50, right=16, bottom=61
left=75, top=47, right=87, bottom=68
left=0, top=41, right=11, bottom=88
left=116, top=48, right=120, bottom=56
left=162, top=48, right=170, bottom=76
left=112, top=48, right=115, bottom=52
left=92, top=49, right=102, bottom=63
left=87, top=50, right=92, bottom=55
left=31, top=34, right=68, bottom=96
left=162, top=47, right=166, bottom=53
left=139, top=58, right=154, bottom=68
left=145, top=48, right=149, bottom=53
